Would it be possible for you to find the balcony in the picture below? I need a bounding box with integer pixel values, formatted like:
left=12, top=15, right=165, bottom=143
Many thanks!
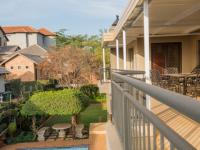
left=103, top=70, right=200, bottom=150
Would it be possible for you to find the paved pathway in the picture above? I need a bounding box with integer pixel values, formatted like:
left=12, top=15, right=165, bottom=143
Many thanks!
left=1, top=123, right=107, bottom=150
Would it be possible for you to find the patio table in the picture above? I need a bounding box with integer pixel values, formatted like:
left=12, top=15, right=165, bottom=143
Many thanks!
left=162, top=73, right=195, bottom=95
left=52, top=123, right=71, bottom=138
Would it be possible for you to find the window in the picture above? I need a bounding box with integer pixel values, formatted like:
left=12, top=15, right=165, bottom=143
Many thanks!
left=26, top=66, right=29, bottom=69
left=18, top=66, right=21, bottom=70
left=10, top=66, right=14, bottom=69
left=0, top=37, right=2, bottom=46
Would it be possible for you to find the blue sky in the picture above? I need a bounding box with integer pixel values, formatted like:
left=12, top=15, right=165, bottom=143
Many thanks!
left=1, top=0, right=128, bottom=35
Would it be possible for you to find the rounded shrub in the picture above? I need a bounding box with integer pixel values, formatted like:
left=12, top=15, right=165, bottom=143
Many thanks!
left=21, top=89, right=89, bottom=116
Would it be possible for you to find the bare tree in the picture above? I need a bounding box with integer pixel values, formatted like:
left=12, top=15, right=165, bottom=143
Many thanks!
left=39, top=46, right=99, bottom=87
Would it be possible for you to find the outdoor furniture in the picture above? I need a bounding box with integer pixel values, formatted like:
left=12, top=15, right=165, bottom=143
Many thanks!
left=164, top=67, right=178, bottom=74
left=75, top=124, right=84, bottom=138
left=150, top=70, right=168, bottom=88
left=37, top=127, right=51, bottom=141
left=52, top=123, right=71, bottom=138
left=162, top=73, right=194, bottom=94
left=186, top=73, right=200, bottom=99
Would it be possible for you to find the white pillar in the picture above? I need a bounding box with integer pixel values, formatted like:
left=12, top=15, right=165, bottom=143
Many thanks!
left=144, top=0, right=151, bottom=109
left=122, top=30, right=127, bottom=70
left=102, top=48, right=106, bottom=82
left=116, top=39, right=120, bottom=70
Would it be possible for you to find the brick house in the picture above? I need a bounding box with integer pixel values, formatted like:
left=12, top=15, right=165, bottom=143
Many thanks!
left=0, top=45, right=46, bottom=81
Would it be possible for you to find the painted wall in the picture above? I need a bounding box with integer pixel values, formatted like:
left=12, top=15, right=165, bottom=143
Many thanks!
left=6, top=33, right=27, bottom=49
left=6, top=33, right=56, bottom=49
left=28, top=33, right=38, bottom=47
left=110, top=35, right=200, bottom=73
left=37, top=34, right=45, bottom=48
left=4, top=55, right=36, bottom=81
left=44, top=36, right=56, bottom=49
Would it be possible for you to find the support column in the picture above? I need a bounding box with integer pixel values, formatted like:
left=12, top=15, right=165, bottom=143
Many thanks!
left=102, top=48, right=106, bottom=82
left=144, top=0, right=151, bottom=109
left=123, top=30, right=127, bottom=70
left=116, top=39, right=119, bottom=70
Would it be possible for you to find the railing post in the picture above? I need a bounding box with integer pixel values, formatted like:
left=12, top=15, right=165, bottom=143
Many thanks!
left=143, top=0, right=151, bottom=110
left=102, top=48, right=106, bottom=82
left=123, top=30, right=127, bottom=70
left=116, top=39, right=120, bottom=70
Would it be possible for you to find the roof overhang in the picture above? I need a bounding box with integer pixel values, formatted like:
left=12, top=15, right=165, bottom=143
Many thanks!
left=103, top=0, right=200, bottom=47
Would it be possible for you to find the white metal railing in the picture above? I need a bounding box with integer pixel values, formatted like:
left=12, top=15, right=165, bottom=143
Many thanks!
left=111, top=71, right=200, bottom=150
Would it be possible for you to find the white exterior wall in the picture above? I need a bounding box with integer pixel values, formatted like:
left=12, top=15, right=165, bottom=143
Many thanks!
left=6, top=33, right=27, bottom=49
left=28, top=33, right=38, bottom=47
left=6, top=33, right=56, bottom=49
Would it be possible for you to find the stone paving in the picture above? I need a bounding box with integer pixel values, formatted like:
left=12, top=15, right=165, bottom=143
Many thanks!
left=0, top=123, right=107, bottom=150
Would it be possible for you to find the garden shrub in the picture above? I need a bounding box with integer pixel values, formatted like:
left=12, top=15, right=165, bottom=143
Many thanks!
left=21, top=89, right=89, bottom=116
left=95, top=93, right=107, bottom=103
left=6, top=131, right=34, bottom=144
left=80, top=84, right=99, bottom=100
left=8, top=122, right=17, bottom=136
left=6, top=79, right=22, bottom=98
left=0, top=123, right=7, bottom=133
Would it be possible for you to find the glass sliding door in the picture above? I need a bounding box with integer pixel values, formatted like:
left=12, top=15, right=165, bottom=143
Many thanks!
left=151, top=43, right=182, bottom=73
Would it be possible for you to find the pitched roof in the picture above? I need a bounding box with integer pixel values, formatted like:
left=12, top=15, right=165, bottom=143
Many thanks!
left=38, top=28, right=56, bottom=36
left=0, top=46, right=20, bottom=54
left=0, top=44, right=47, bottom=65
left=2, top=26, right=38, bottom=34
left=21, top=53, right=44, bottom=64
left=0, top=52, right=44, bottom=65
left=2, top=26, right=56, bottom=36
left=18, top=44, right=47, bottom=57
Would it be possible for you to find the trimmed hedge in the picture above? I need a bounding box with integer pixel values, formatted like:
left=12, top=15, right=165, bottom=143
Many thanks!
left=21, top=89, right=89, bottom=116
left=80, top=84, right=99, bottom=100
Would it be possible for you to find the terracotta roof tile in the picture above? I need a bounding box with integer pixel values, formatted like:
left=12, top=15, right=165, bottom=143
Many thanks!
left=2, top=26, right=38, bottom=33
left=38, top=28, right=56, bottom=36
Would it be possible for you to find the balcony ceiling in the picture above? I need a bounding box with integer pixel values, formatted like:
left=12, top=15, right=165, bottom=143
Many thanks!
left=104, top=0, right=200, bottom=47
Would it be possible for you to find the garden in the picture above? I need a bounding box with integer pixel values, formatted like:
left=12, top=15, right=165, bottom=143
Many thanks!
left=0, top=80, right=107, bottom=145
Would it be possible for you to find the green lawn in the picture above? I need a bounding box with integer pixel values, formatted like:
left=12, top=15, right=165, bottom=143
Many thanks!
left=44, top=103, right=107, bottom=128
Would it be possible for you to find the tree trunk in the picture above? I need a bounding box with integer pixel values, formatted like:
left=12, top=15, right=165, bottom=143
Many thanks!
left=32, top=116, right=37, bottom=137
left=71, top=114, right=79, bottom=138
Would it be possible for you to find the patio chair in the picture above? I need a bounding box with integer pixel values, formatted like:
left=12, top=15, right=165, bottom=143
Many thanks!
left=163, top=67, right=178, bottom=74
left=191, top=65, right=200, bottom=74
left=37, top=127, right=51, bottom=141
left=150, top=70, right=167, bottom=88
left=186, top=73, right=200, bottom=99
left=163, top=67, right=183, bottom=92
left=75, top=124, right=84, bottom=138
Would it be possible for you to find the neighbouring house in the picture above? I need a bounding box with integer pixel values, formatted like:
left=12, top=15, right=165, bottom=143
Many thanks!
left=0, top=67, right=9, bottom=93
left=0, top=27, right=21, bottom=62
left=0, top=46, right=20, bottom=62
left=0, top=45, right=47, bottom=81
left=2, top=26, right=56, bottom=49
left=0, top=27, right=8, bottom=46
